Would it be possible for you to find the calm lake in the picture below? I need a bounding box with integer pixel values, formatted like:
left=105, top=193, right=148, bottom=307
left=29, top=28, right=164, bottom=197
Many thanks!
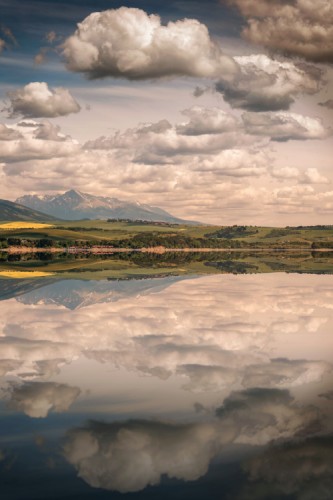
left=0, top=256, right=332, bottom=499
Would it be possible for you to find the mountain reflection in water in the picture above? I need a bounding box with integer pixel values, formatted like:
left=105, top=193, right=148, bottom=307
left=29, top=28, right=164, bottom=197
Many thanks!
left=0, top=271, right=332, bottom=499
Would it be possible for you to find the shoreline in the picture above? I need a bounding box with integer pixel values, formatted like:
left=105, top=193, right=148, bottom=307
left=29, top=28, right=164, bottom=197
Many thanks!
left=2, top=246, right=333, bottom=254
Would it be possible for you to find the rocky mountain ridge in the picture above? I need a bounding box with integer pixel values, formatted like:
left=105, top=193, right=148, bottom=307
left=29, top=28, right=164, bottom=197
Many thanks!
left=16, top=190, right=188, bottom=223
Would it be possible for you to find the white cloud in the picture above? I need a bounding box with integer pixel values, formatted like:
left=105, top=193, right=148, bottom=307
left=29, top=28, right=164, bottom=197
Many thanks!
left=243, top=111, right=330, bottom=141
left=176, top=106, right=239, bottom=135
left=61, top=8, right=324, bottom=115
left=63, top=388, right=320, bottom=492
left=302, top=168, right=329, bottom=185
left=84, top=107, right=255, bottom=160
left=194, top=148, right=268, bottom=177
left=8, top=381, right=81, bottom=418
left=0, top=121, right=79, bottom=163
left=271, top=166, right=302, bottom=180
left=63, top=419, right=231, bottom=492
left=215, top=388, right=320, bottom=445
left=0, top=124, right=22, bottom=141
left=62, top=7, right=237, bottom=80
left=0, top=109, right=332, bottom=224
left=5, top=82, right=81, bottom=118
left=228, top=0, right=333, bottom=63
left=241, top=358, right=330, bottom=389
left=0, top=275, right=332, bottom=392
left=271, top=166, right=329, bottom=185
left=216, top=55, right=323, bottom=111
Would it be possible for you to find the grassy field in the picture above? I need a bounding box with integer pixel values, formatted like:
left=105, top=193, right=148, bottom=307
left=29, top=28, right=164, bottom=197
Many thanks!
left=0, top=220, right=332, bottom=249
left=0, top=222, right=55, bottom=230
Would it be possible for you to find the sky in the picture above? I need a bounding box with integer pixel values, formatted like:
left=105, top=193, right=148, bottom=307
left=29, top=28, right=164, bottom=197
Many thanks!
left=0, top=0, right=332, bottom=225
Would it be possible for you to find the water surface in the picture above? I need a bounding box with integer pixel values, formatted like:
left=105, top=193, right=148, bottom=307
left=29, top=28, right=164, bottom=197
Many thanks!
left=0, top=261, right=332, bottom=499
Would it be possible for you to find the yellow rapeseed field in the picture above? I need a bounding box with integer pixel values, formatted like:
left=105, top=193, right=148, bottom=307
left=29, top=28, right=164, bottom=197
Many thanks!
left=0, top=271, right=55, bottom=278
left=0, top=222, right=54, bottom=230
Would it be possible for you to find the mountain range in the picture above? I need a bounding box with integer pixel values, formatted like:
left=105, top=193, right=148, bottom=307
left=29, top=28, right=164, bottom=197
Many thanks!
left=16, top=190, right=188, bottom=223
left=0, top=276, right=191, bottom=309
left=0, top=199, right=56, bottom=222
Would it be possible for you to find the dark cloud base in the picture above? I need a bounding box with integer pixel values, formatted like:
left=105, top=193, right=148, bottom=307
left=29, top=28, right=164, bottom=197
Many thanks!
left=1, top=412, right=331, bottom=499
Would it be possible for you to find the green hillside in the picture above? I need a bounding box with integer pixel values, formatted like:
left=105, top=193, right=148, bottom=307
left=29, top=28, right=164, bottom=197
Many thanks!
left=0, top=199, right=57, bottom=222
left=0, top=220, right=332, bottom=250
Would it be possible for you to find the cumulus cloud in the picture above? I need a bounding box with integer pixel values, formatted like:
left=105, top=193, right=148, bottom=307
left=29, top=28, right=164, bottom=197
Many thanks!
left=0, top=107, right=331, bottom=224
left=0, top=335, right=79, bottom=379
left=8, top=381, right=81, bottom=418
left=179, top=357, right=330, bottom=393
left=193, top=148, right=269, bottom=177
left=0, top=274, right=331, bottom=393
left=216, top=388, right=320, bottom=445
left=301, top=168, right=329, bottom=184
left=63, top=419, right=233, bottom=492
left=62, top=7, right=237, bottom=80
left=216, top=55, right=323, bottom=111
left=240, top=435, right=333, bottom=499
left=243, top=111, right=330, bottom=141
left=61, top=7, right=324, bottom=113
left=5, top=82, right=81, bottom=118
left=0, top=124, right=22, bottom=141
left=176, top=106, right=239, bottom=135
left=271, top=166, right=329, bottom=185
left=0, top=120, right=78, bottom=163
left=84, top=107, right=256, bottom=161
left=33, top=121, right=71, bottom=142
left=228, top=0, right=333, bottom=62
left=63, top=388, right=321, bottom=492
left=241, top=358, right=331, bottom=389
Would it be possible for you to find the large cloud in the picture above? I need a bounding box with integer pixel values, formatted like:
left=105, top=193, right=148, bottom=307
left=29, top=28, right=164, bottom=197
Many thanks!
left=63, top=388, right=320, bottom=492
left=63, top=419, right=233, bottom=492
left=62, top=7, right=237, bottom=80
left=5, top=82, right=81, bottom=118
left=61, top=7, right=324, bottom=113
left=243, top=111, right=329, bottom=141
left=216, top=388, right=320, bottom=445
left=180, top=358, right=330, bottom=393
left=215, top=55, right=323, bottom=111
left=271, top=166, right=329, bottom=184
left=240, top=435, right=333, bottom=499
left=85, top=106, right=330, bottom=161
left=0, top=120, right=79, bottom=163
left=228, top=0, right=333, bottom=63
left=176, top=106, right=239, bottom=135
left=84, top=106, right=258, bottom=165
left=8, top=381, right=81, bottom=418
left=192, top=148, right=268, bottom=178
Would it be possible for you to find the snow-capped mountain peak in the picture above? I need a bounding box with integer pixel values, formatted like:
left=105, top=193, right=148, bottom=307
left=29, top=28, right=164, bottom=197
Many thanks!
left=15, top=190, right=188, bottom=223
